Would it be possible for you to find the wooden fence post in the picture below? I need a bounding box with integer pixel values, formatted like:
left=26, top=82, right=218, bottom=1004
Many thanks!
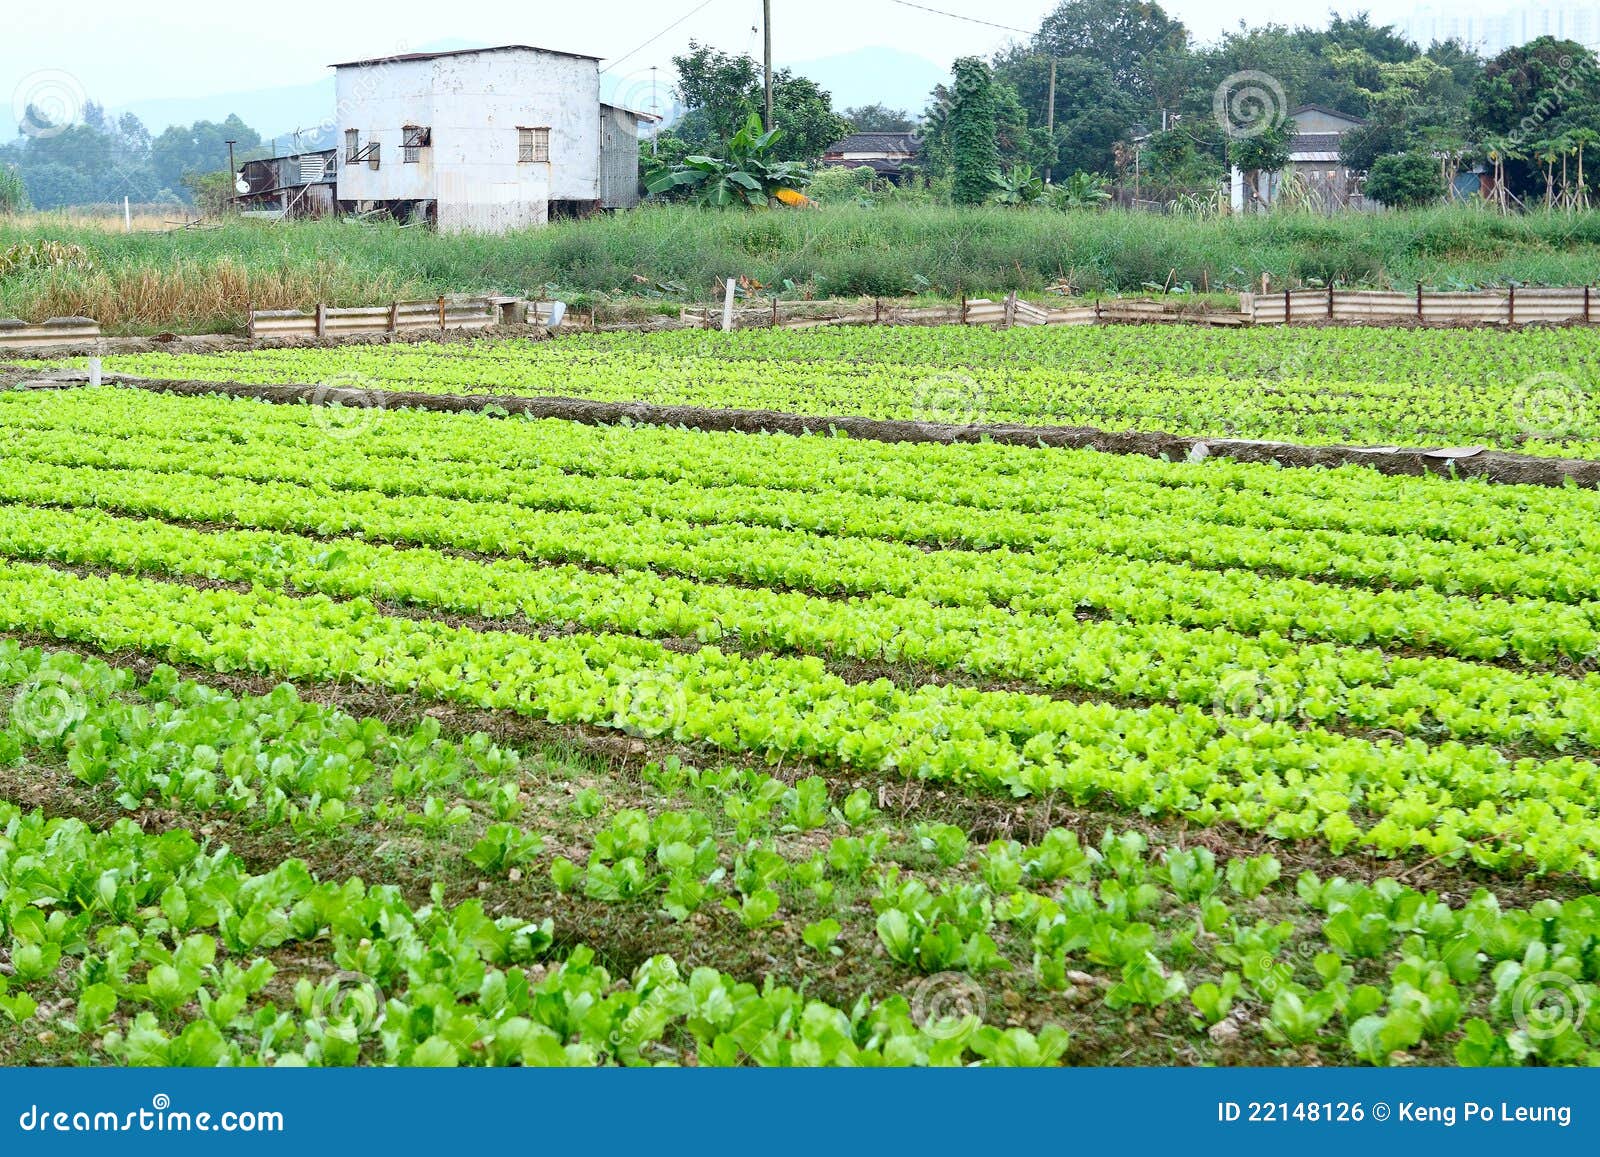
left=246, top=301, right=255, bottom=341
left=388, top=302, right=399, bottom=334
left=1284, top=288, right=1291, bottom=324
left=1003, top=291, right=1017, bottom=329
left=315, top=303, right=327, bottom=339
left=1508, top=284, right=1515, bottom=326
left=1585, top=284, right=1592, bottom=324
left=960, top=294, right=968, bottom=325
left=1327, top=283, right=1334, bottom=319
left=1416, top=281, right=1423, bottom=321
left=438, top=296, right=447, bottom=330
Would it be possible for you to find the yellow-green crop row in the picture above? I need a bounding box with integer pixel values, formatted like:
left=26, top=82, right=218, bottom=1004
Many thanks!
left=36, top=322, right=1600, bottom=456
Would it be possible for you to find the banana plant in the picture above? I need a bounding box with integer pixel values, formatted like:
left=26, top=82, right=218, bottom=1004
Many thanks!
left=644, top=115, right=812, bottom=208
left=985, top=164, right=1046, bottom=206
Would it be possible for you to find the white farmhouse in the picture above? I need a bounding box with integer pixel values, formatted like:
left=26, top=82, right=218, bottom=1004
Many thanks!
left=331, top=45, right=653, bottom=233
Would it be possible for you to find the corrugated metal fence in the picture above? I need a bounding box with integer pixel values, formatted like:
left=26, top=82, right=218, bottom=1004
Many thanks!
left=682, top=295, right=1245, bottom=331
left=0, top=317, right=101, bottom=349
left=1243, top=285, right=1597, bottom=326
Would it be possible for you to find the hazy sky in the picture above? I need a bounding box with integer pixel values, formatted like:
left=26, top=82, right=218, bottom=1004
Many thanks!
left=7, top=0, right=1409, bottom=111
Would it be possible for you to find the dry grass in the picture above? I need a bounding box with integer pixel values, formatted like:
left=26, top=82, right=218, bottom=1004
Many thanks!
left=10, top=208, right=199, bottom=232
left=14, top=258, right=417, bottom=332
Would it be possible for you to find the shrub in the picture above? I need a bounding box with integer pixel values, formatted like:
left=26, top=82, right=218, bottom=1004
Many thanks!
left=1366, top=152, right=1444, bottom=209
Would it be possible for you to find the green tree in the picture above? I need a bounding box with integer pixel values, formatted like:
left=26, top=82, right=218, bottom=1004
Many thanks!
left=1228, top=116, right=1292, bottom=212
left=948, top=57, right=999, bottom=205
left=670, top=44, right=848, bottom=162
left=17, top=162, right=94, bottom=209
left=1137, top=124, right=1225, bottom=193
left=1469, top=37, right=1600, bottom=198
left=149, top=115, right=261, bottom=195
left=841, top=104, right=914, bottom=132
left=992, top=52, right=1141, bottom=177
left=1033, top=0, right=1188, bottom=105
left=771, top=74, right=853, bottom=163
left=672, top=43, right=762, bottom=148
left=1364, top=150, right=1443, bottom=206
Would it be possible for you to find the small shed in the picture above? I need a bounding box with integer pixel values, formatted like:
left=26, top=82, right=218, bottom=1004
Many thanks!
left=237, top=149, right=337, bottom=218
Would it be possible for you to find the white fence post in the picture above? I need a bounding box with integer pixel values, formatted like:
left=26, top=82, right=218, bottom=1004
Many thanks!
left=721, top=277, right=737, bottom=333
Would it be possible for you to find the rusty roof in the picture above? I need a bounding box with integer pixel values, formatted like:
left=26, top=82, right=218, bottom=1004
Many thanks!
left=331, top=44, right=600, bottom=68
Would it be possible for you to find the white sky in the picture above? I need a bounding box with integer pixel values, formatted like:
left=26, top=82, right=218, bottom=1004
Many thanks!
left=6, top=0, right=1413, bottom=112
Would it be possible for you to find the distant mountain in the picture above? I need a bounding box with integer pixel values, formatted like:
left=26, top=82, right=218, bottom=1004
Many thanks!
left=111, top=78, right=334, bottom=152
left=787, top=47, right=946, bottom=117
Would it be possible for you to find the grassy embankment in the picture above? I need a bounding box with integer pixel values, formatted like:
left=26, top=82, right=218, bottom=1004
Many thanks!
left=3, top=203, right=1599, bottom=334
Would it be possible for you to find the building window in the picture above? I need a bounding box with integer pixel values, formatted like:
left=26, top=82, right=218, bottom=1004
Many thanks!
left=345, top=129, right=360, bottom=163
left=518, top=127, right=550, bottom=163
left=402, top=125, right=431, bottom=163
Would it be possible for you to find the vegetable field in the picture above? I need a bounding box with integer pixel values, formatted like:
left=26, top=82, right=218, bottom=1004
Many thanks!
left=4, top=326, right=1600, bottom=1069
left=76, top=324, right=1600, bottom=458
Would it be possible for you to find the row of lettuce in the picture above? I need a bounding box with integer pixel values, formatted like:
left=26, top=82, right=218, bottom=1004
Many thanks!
left=4, top=647, right=1598, bottom=1066
left=34, top=324, right=1600, bottom=455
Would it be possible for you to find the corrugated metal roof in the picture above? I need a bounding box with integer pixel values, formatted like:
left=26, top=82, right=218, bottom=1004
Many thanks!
left=823, top=131, right=921, bottom=156
left=1290, top=132, right=1346, bottom=153
left=601, top=102, right=662, bottom=122
left=330, top=44, right=600, bottom=68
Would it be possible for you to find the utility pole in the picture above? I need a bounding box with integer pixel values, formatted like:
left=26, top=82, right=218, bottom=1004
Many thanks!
left=762, top=0, right=773, bottom=130
left=225, top=139, right=238, bottom=211
left=650, top=65, right=660, bottom=156
left=1044, top=57, right=1057, bottom=184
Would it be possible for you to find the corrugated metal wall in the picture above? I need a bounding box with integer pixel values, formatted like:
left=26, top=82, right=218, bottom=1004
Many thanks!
left=599, top=108, right=641, bottom=210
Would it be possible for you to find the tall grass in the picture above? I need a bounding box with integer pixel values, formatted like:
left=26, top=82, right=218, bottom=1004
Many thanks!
left=3, top=204, right=1599, bottom=333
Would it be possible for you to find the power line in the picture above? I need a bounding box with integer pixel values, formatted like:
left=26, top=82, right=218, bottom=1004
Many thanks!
left=603, top=0, right=722, bottom=73
left=884, top=0, right=1032, bottom=36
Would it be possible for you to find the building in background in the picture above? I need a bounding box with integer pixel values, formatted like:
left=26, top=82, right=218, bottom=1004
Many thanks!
left=330, top=45, right=656, bottom=232
left=236, top=149, right=337, bottom=219
left=1399, top=2, right=1600, bottom=57
left=236, top=45, right=655, bottom=232
left=819, top=131, right=922, bottom=183
left=1231, top=106, right=1367, bottom=213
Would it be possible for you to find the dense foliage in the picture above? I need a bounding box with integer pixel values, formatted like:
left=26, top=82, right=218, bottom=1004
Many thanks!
left=1, top=104, right=263, bottom=210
